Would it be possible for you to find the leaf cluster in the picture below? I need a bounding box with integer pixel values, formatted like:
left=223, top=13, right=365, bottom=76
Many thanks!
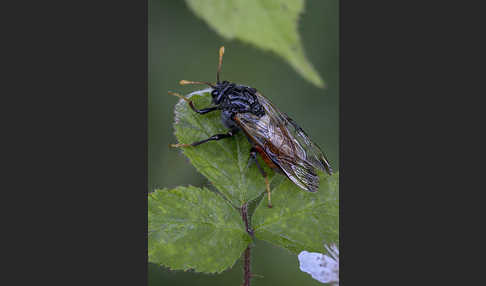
left=149, top=90, right=338, bottom=273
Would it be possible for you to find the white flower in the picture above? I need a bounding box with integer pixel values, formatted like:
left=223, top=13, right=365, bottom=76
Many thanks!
left=298, top=244, right=339, bottom=285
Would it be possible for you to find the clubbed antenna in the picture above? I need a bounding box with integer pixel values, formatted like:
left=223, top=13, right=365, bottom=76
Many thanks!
left=217, top=46, right=225, bottom=83
left=179, top=80, right=214, bottom=88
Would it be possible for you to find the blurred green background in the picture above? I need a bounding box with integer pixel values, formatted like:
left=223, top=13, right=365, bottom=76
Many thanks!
left=149, top=0, right=338, bottom=285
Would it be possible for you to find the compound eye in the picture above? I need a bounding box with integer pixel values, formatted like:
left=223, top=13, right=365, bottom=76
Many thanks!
left=211, top=90, right=218, bottom=97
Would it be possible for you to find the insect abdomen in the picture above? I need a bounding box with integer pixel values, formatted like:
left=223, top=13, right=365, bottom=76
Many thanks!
left=253, top=144, right=279, bottom=169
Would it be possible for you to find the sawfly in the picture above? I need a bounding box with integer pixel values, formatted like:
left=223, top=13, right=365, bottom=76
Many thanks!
left=170, top=47, right=332, bottom=208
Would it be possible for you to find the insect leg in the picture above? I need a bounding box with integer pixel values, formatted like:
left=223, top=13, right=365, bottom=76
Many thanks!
left=171, top=128, right=238, bottom=148
left=168, top=91, right=218, bottom=114
left=191, top=106, right=218, bottom=115
left=249, top=148, right=272, bottom=208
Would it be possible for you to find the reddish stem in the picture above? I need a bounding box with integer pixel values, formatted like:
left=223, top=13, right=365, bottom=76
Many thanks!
left=240, top=203, right=253, bottom=286
left=243, top=246, right=251, bottom=286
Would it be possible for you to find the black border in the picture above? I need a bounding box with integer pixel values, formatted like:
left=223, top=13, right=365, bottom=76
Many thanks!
left=340, top=0, right=475, bottom=284
left=6, top=0, right=148, bottom=284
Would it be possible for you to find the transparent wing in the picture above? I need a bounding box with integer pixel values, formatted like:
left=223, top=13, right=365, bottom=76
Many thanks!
left=254, top=93, right=333, bottom=175
left=281, top=113, right=333, bottom=175
left=234, top=92, right=332, bottom=192
left=276, top=155, right=320, bottom=192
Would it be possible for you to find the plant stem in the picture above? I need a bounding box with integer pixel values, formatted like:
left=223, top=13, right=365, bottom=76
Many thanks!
left=243, top=246, right=251, bottom=286
left=240, top=203, right=253, bottom=286
left=240, top=202, right=253, bottom=236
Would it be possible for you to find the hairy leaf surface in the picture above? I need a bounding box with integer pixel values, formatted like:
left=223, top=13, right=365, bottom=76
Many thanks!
left=252, top=172, right=339, bottom=254
left=148, top=186, right=252, bottom=273
left=173, top=90, right=277, bottom=207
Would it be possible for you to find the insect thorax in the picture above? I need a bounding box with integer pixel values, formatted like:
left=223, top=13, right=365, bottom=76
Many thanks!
left=211, top=81, right=265, bottom=117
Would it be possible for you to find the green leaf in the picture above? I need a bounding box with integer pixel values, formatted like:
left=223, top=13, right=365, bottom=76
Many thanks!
left=252, top=172, right=339, bottom=254
left=185, top=0, right=324, bottom=88
left=173, top=89, right=277, bottom=207
left=148, top=186, right=252, bottom=273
